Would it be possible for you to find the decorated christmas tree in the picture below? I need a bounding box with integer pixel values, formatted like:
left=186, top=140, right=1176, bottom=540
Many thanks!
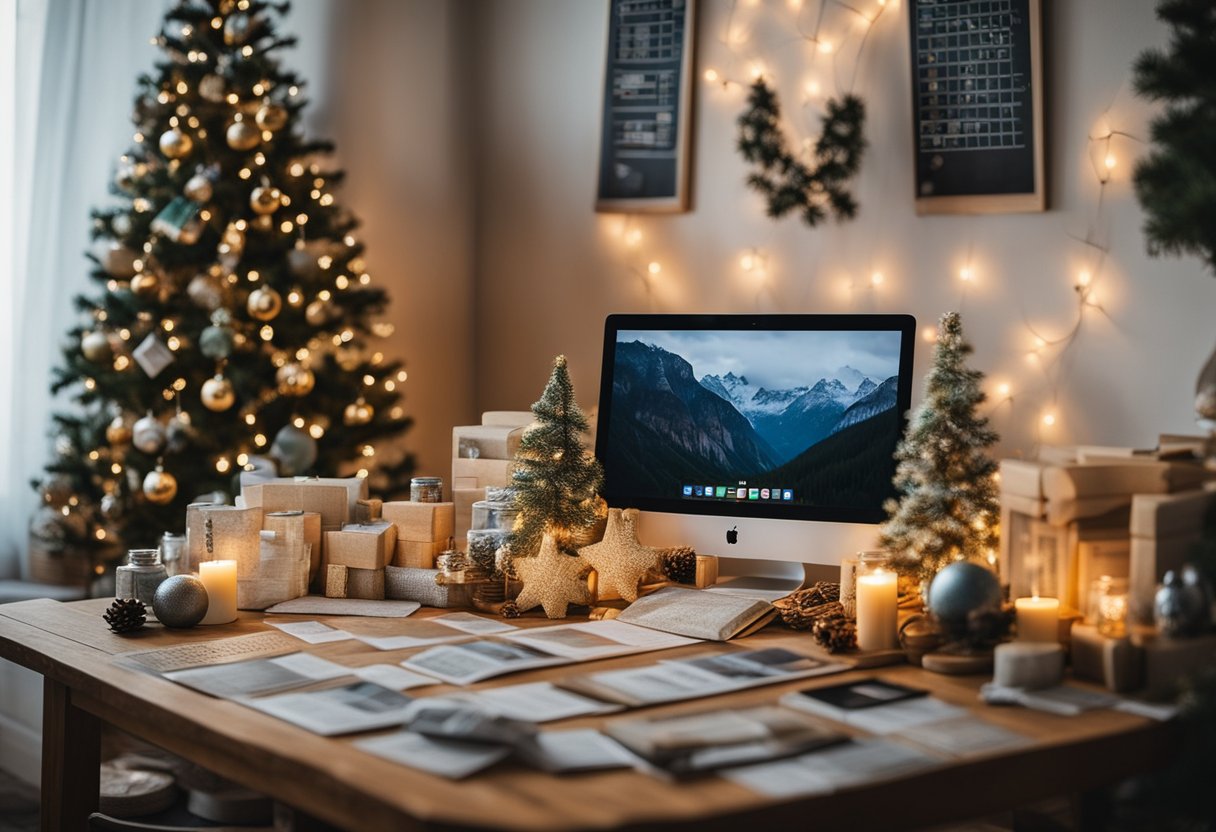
left=509, top=356, right=604, bottom=557
left=1132, top=0, right=1216, bottom=275
left=880, top=312, right=999, bottom=582
left=32, top=0, right=413, bottom=573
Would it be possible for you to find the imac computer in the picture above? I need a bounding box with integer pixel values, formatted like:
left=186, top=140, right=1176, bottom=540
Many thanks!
left=595, top=313, right=916, bottom=584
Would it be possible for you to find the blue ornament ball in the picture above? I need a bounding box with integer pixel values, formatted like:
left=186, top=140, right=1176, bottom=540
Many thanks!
left=927, top=561, right=1001, bottom=625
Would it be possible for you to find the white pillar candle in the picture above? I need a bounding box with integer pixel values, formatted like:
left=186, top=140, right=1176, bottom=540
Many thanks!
left=198, top=559, right=238, bottom=625
left=1015, top=596, right=1059, bottom=642
left=856, top=568, right=898, bottom=651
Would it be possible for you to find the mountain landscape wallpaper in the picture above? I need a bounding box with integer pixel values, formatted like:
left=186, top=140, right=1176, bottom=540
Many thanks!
left=604, top=329, right=905, bottom=510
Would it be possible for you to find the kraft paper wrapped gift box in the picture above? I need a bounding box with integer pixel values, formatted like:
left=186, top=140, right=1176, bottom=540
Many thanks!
left=186, top=504, right=263, bottom=575
left=382, top=502, right=454, bottom=543
left=1128, top=488, right=1216, bottom=619
left=326, top=522, right=398, bottom=571
left=480, top=411, right=534, bottom=428
left=385, top=566, right=472, bottom=608
left=1070, top=623, right=1144, bottom=693
left=263, top=511, right=322, bottom=585
left=451, top=458, right=516, bottom=491
left=238, top=532, right=311, bottom=610
left=241, top=476, right=368, bottom=529
left=452, top=424, right=526, bottom=461
left=393, top=539, right=445, bottom=569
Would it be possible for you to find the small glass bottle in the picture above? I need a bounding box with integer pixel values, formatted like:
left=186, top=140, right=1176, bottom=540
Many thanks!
left=159, top=532, right=187, bottom=577
left=115, top=548, right=169, bottom=610
left=410, top=476, right=443, bottom=503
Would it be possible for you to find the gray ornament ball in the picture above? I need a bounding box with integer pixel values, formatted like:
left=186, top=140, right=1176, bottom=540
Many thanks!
left=199, top=324, right=235, bottom=360
left=1154, top=570, right=1208, bottom=637
left=269, top=424, right=318, bottom=476
left=152, top=575, right=209, bottom=628
left=927, top=561, right=1001, bottom=625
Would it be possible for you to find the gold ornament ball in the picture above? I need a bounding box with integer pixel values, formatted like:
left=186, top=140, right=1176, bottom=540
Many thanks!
left=102, top=243, right=138, bottom=279
left=276, top=362, right=316, bottom=397
left=81, top=331, right=112, bottom=362
left=142, top=466, right=178, bottom=505
left=247, top=286, right=283, bottom=321
left=199, top=74, right=225, bottom=103
left=226, top=120, right=261, bottom=152
left=304, top=299, right=331, bottom=326
left=201, top=374, right=236, bottom=412
left=130, top=272, right=161, bottom=298
left=249, top=185, right=282, bottom=215
left=159, top=128, right=194, bottom=159
left=184, top=173, right=213, bottom=202
left=255, top=102, right=288, bottom=132
left=344, top=399, right=374, bottom=427
left=106, top=415, right=133, bottom=447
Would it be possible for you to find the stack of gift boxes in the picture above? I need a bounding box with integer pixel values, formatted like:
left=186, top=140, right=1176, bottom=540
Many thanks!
left=998, top=442, right=1216, bottom=694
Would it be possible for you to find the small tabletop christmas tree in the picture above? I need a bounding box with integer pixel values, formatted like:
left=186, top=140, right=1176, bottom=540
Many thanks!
left=509, top=356, right=604, bottom=558
left=880, top=312, right=999, bottom=582
left=32, top=0, right=413, bottom=572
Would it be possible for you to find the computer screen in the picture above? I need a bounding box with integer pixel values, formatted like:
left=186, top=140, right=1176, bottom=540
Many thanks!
left=595, top=314, right=916, bottom=566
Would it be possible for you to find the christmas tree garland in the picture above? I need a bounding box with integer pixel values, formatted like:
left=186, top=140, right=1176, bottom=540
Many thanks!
left=736, top=79, right=866, bottom=228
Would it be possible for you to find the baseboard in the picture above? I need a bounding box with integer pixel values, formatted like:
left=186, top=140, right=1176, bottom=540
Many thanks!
left=0, top=710, right=41, bottom=787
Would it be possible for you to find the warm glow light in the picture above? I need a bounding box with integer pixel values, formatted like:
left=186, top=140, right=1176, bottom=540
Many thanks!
left=704, top=68, right=719, bottom=83
left=817, top=40, right=833, bottom=54
left=216, top=457, right=231, bottom=473
left=647, top=261, right=662, bottom=275
left=805, top=80, right=821, bottom=97
left=293, top=417, right=305, bottom=429
left=245, top=413, right=257, bottom=425
left=260, top=325, right=274, bottom=341
left=870, top=271, right=884, bottom=287
left=959, top=266, right=974, bottom=282
left=750, top=63, right=764, bottom=80
left=1104, top=154, right=1117, bottom=170
left=254, top=433, right=267, bottom=446
left=922, top=326, right=937, bottom=342
left=1042, top=412, right=1057, bottom=427
left=309, top=424, right=324, bottom=439
left=740, top=254, right=755, bottom=271
left=1077, top=269, right=1092, bottom=287
left=997, top=382, right=1011, bottom=397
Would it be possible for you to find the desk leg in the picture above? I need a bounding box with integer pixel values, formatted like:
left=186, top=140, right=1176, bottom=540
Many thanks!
left=41, top=678, right=100, bottom=831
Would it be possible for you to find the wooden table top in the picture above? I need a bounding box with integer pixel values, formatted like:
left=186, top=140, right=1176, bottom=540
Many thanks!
left=0, top=597, right=1179, bottom=832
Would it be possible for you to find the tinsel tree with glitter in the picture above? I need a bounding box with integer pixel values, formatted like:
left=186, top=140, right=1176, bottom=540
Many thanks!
left=880, top=312, right=999, bottom=582
left=1132, top=0, right=1216, bottom=276
left=509, top=356, right=604, bottom=558
left=31, top=0, right=413, bottom=574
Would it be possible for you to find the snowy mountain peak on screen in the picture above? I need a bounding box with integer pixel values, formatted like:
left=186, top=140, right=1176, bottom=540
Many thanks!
left=699, top=371, right=752, bottom=408
left=836, top=366, right=878, bottom=393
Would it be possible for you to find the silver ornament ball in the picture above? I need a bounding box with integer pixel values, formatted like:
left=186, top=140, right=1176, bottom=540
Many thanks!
left=269, top=424, right=318, bottom=476
left=927, top=561, right=1001, bottom=626
left=153, top=575, right=209, bottom=628
left=132, top=412, right=167, bottom=455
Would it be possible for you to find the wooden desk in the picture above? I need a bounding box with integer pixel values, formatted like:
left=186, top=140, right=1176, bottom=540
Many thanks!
left=0, top=598, right=1178, bottom=832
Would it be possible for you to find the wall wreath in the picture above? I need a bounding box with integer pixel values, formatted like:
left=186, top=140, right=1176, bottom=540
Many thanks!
left=736, top=78, right=866, bottom=228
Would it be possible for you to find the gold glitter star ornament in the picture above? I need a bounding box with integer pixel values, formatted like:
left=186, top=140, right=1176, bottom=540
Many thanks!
left=578, top=508, right=660, bottom=603
left=513, top=532, right=592, bottom=619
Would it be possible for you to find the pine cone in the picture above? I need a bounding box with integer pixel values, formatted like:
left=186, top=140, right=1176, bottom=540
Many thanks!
left=500, top=600, right=521, bottom=619
left=812, top=615, right=857, bottom=653
left=772, top=582, right=842, bottom=630
left=659, top=546, right=697, bottom=584
left=103, top=598, right=147, bottom=634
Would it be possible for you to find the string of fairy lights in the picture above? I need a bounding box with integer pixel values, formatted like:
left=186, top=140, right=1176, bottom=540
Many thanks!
left=605, top=0, right=1142, bottom=453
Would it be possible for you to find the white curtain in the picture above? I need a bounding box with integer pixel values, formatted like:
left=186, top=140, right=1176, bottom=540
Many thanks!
left=0, top=0, right=173, bottom=578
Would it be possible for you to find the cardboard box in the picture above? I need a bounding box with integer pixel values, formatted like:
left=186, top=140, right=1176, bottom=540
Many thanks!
left=453, top=424, right=526, bottom=461
left=451, top=458, right=516, bottom=490
left=1041, top=461, right=1209, bottom=501
left=382, top=501, right=455, bottom=542
left=454, top=487, right=484, bottom=544
left=355, top=498, right=384, bottom=524
left=1135, top=632, right=1216, bottom=698
left=695, top=554, right=719, bottom=589
left=186, top=504, right=263, bottom=576
left=347, top=567, right=385, bottom=600
left=1130, top=489, right=1216, bottom=539
left=324, top=564, right=348, bottom=598
left=263, top=511, right=322, bottom=585
left=242, top=480, right=360, bottom=529
left=481, top=411, right=534, bottom=428
left=1070, top=623, right=1144, bottom=692
left=393, top=539, right=446, bottom=569
left=326, top=523, right=397, bottom=571
left=1130, top=535, right=1203, bottom=622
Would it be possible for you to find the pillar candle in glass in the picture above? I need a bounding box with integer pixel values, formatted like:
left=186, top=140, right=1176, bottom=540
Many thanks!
left=1015, top=596, right=1059, bottom=642
left=198, top=559, right=238, bottom=625
left=856, top=552, right=898, bottom=651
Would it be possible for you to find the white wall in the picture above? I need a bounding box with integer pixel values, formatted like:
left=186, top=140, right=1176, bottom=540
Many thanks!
left=290, top=0, right=476, bottom=479
left=467, top=0, right=1216, bottom=458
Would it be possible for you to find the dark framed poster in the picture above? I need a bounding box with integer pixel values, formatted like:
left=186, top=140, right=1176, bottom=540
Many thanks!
left=595, top=0, right=696, bottom=213
left=909, top=0, right=1045, bottom=214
